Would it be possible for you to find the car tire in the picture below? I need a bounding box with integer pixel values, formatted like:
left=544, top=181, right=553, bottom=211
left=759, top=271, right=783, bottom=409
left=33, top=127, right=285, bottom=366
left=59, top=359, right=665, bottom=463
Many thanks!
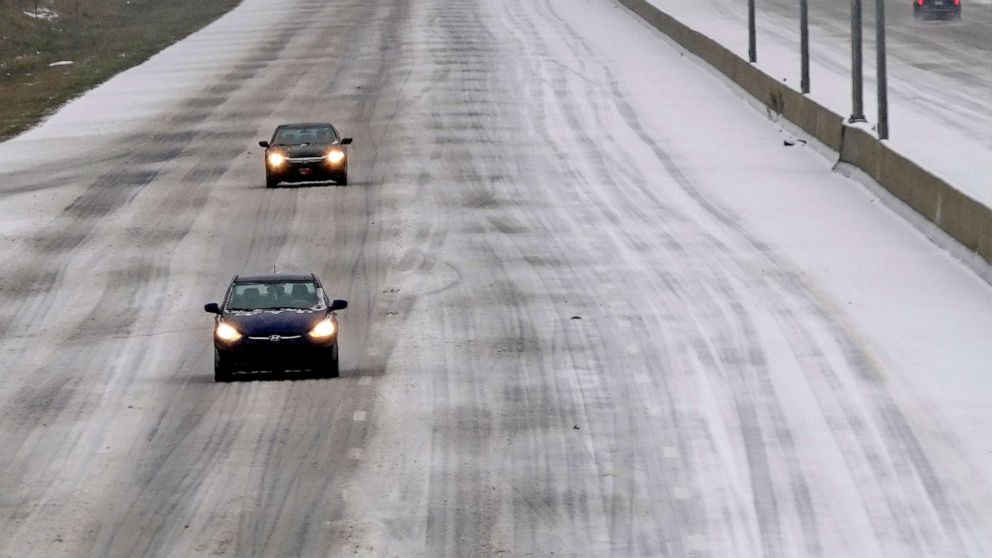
left=266, top=174, right=279, bottom=188
left=323, top=346, right=340, bottom=378
left=214, top=350, right=232, bottom=382
left=334, top=172, right=348, bottom=186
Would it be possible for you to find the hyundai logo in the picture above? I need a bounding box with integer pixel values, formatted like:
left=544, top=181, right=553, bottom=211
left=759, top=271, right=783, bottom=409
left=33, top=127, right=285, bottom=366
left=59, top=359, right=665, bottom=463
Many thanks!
left=269, top=335, right=281, bottom=342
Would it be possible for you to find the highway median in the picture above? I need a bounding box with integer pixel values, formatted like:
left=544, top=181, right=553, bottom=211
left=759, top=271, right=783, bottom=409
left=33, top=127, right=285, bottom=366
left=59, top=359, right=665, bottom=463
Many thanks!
left=616, top=0, right=992, bottom=269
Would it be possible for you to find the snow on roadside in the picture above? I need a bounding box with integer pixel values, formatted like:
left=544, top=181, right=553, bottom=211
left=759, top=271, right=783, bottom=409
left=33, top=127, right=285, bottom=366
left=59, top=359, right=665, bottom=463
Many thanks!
left=22, top=8, right=59, bottom=21
left=640, top=0, right=992, bottom=208
left=0, top=0, right=287, bottom=245
left=0, top=0, right=283, bottom=174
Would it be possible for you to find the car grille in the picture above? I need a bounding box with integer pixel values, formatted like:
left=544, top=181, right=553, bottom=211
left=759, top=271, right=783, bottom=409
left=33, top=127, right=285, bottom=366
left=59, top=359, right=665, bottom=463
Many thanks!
left=287, top=157, right=325, bottom=163
left=247, top=335, right=303, bottom=341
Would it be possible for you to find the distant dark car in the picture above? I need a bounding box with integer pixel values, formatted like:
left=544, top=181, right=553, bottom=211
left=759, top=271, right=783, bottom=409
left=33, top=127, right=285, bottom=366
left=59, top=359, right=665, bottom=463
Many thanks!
left=259, top=123, right=352, bottom=188
left=914, top=0, right=961, bottom=20
left=205, top=273, right=348, bottom=381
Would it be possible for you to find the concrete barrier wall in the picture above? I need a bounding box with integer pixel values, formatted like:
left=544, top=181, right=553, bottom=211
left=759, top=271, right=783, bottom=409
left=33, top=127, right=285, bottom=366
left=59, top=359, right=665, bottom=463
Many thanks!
left=617, top=0, right=992, bottom=265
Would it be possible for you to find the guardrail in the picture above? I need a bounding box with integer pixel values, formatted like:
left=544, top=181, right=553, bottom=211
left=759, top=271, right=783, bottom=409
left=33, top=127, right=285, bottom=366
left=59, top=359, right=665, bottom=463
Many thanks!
left=616, top=0, right=992, bottom=267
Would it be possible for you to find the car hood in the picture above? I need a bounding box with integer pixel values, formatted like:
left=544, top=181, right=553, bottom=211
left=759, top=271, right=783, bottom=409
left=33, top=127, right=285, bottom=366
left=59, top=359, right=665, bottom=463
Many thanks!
left=222, top=310, right=326, bottom=337
left=274, top=144, right=335, bottom=158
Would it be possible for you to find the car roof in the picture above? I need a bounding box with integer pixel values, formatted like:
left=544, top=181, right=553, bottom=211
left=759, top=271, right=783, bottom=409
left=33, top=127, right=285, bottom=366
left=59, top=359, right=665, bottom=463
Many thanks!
left=234, top=273, right=316, bottom=283
left=276, top=122, right=335, bottom=129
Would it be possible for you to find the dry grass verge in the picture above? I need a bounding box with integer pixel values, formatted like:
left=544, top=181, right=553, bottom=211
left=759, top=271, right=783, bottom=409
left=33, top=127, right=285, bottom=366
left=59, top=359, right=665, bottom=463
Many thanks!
left=0, top=0, right=241, bottom=140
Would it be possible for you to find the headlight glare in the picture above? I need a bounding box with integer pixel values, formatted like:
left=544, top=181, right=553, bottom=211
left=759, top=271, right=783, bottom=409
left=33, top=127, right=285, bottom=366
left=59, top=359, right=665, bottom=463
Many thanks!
left=215, top=321, right=243, bottom=342
left=267, top=152, right=286, bottom=168
left=326, top=149, right=345, bottom=164
left=308, top=318, right=336, bottom=339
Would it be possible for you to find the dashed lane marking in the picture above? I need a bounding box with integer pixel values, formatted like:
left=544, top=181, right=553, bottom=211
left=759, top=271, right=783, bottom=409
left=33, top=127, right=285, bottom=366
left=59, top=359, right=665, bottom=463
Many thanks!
left=663, top=446, right=680, bottom=459
left=673, top=486, right=691, bottom=500
left=358, top=376, right=372, bottom=386
left=353, top=410, right=367, bottom=422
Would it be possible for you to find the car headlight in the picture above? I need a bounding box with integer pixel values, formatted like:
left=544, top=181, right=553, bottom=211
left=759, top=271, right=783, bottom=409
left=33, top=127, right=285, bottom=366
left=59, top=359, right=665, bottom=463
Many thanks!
left=215, top=322, right=243, bottom=342
left=267, top=152, right=286, bottom=168
left=308, top=318, right=336, bottom=339
left=326, top=149, right=345, bottom=164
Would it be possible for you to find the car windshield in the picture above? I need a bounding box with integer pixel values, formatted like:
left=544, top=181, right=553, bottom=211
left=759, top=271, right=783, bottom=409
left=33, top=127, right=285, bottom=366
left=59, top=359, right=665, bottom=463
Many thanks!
left=273, top=125, right=335, bottom=145
left=227, top=281, right=322, bottom=311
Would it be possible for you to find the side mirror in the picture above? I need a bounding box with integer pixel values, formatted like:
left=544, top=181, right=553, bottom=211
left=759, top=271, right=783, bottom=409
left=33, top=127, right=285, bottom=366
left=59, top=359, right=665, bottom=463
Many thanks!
left=204, top=302, right=221, bottom=314
left=258, top=140, right=269, bottom=148
left=330, top=299, right=348, bottom=311
left=340, top=137, right=353, bottom=145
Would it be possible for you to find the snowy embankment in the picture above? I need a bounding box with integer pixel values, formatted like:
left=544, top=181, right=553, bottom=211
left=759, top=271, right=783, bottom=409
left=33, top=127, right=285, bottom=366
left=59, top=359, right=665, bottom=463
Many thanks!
left=641, top=0, right=992, bottom=209
left=0, top=0, right=280, bottom=175
left=0, top=0, right=283, bottom=243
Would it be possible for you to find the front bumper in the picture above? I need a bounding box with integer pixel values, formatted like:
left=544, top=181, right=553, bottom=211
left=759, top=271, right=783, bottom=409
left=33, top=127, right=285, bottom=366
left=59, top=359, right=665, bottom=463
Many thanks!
left=915, top=3, right=960, bottom=18
left=268, top=157, right=346, bottom=183
left=216, top=336, right=337, bottom=372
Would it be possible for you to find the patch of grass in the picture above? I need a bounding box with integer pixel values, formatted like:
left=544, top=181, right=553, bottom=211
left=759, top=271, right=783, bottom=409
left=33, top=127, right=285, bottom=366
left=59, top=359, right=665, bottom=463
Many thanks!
left=0, top=0, right=242, bottom=141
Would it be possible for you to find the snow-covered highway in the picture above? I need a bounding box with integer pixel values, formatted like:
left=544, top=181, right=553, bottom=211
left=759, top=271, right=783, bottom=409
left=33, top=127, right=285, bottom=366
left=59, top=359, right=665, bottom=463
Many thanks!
left=1, top=0, right=990, bottom=556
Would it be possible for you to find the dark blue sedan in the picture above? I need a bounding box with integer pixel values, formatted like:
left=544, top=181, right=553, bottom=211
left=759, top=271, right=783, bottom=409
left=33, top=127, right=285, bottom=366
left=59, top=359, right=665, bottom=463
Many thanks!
left=204, top=273, right=347, bottom=381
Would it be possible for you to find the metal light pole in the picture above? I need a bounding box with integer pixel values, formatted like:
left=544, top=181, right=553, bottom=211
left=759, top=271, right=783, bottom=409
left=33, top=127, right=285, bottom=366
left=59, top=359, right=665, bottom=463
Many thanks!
left=800, top=0, right=810, bottom=93
left=748, top=0, right=757, bottom=63
left=876, top=0, right=889, bottom=139
left=849, top=0, right=866, bottom=122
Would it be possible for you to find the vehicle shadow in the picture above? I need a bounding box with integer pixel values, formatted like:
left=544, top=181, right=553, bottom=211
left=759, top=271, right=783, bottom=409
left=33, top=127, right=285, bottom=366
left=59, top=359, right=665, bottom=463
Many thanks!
left=344, top=365, right=387, bottom=379
left=266, top=180, right=353, bottom=189
left=221, top=369, right=337, bottom=382
left=161, top=373, right=217, bottom=385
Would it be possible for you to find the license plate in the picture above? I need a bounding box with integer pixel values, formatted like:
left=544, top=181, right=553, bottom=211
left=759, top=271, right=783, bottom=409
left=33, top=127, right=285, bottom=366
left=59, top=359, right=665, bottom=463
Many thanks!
left=299, top=168, right=312, bottom=175
left=934, top=1, right=944, bottom=4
